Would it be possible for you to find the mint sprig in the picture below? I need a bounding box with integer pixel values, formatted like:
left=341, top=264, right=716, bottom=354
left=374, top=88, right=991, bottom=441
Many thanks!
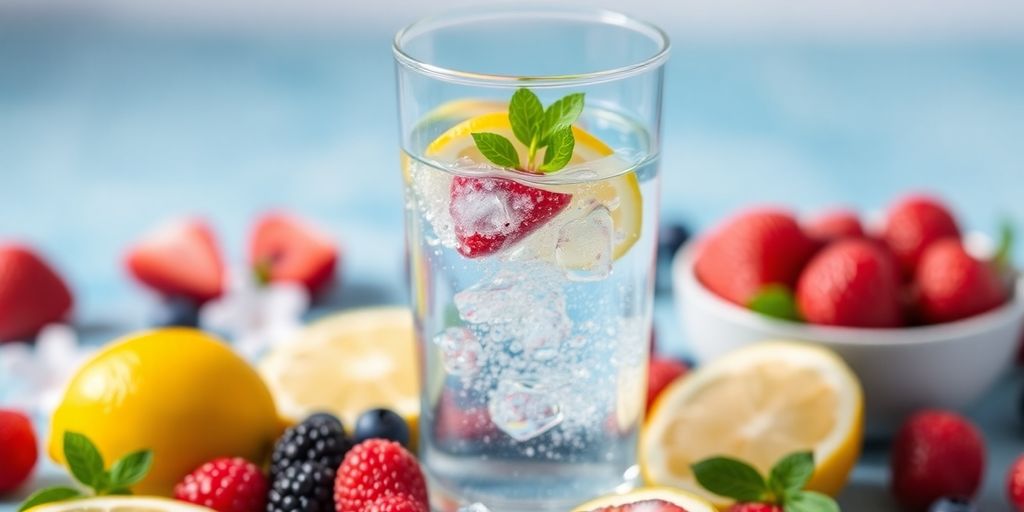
left=18, top=432, right=153, bottom=512
left=692, top=451, right=839, bottom=512
left=473, top=88, right=584, bottom=173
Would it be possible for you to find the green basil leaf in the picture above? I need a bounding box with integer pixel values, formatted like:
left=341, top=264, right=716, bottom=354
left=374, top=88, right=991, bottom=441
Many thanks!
left=471, top=132, right=520, bottom=169
left=541, top=93, right=584, bottom=141
left=63, top=431, right=105, bottom=490
left=691, top=456, right=768, bottom=502
left=748, top=285, right=802, bottom=322
left=768, top=451, right=815, bottom=497
left=109, top=450, right=153, bottom=489
left=539, top=127, right=575, bottom=172
left=18, top=487, right=82, bottom=512
left=786, top=491, right=840, bottom=512
left=508, top=88, right=544, bottom=147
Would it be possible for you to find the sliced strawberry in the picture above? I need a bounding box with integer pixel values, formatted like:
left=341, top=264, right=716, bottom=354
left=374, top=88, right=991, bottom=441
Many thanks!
left=125, top=218, right=224, bottom=303
left=0, top=245, right=73, bottom=342
left=450, top=176, right=571, bottom=258
left=250, top=212, right=338, bottom=296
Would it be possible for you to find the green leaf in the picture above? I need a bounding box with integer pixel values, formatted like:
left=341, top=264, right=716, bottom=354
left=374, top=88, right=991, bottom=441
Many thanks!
left=785, top=491, right=840, bottom=512
left=109, top=450, right=153, bottom=489
left=105, top=488, right=133, bottom=496
left=993, top=218, right=1014, bottom=269
left=691, top=456, right=769, bottom=502
left=768, top=451, right=815, bottom=498
left=749, top=285, right=802, bottom=322
left=539, top=127, right=575, bottom=172
left=541, top=93, right=585, bottom=141
left=508, top=88, right=544, bottom=147
left=63, top=431, right=105, bottom=490
left=471, top=132, right=520, bottom=169
left=18, top=487, right=82, bottom=512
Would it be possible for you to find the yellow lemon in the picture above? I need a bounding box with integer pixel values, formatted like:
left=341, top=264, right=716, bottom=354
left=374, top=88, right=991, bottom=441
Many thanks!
left=27, top=497, right=214, bottom=512
left=49, top=329, right=282, bottom=496
left=641, top=341, right=863, bottom=506
left=572, top=487, right=719, bottom=512
left=258, top=307, right=420, bottom=447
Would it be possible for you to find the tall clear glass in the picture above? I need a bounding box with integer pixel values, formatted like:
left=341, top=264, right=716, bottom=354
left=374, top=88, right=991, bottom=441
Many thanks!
left=394, top=6, right=668, bottom=511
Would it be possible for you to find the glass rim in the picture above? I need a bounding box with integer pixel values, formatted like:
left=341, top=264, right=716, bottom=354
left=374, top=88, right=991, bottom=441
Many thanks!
left=393, top=4, right=671, bottom=88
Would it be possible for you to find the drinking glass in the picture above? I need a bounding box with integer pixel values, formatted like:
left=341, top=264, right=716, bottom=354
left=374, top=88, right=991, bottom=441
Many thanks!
left=394, top=6, right=668, bottom=511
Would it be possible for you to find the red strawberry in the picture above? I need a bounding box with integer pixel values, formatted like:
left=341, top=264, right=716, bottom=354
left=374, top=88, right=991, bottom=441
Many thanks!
left=728, top=504, right=783, bottom=512
left=804, top=209, right=864, bottom=241
left=434, top=390, right=495, bottom=443
left=449, top=176, right=571, bottom=258
left=695, top=209, right=818, bottom=306
left=891, top=410, right=985, bottom=511
left=173, top=457, right=267, bottom=512
left=0, top=246, right=73, bottom=342
left=250, top=212, right=338, bottom=296
left=914, top=239, right=1007, bottom=324
left=334, top=439, right=428, bottom=512
left=646, top=357, right=688, bottom=413
left=0, top=409, right=38, bottom=493
left=366, top=495, right=427, bottom=512
left=125, top=218, right=224, bottom=303
left=588, top=500, right=691, bottom=512
left=883, top=194, right=960, bottom=277
left=1008, top=454, right=1024, bottom=512
left=796, top=239, right=903, bottom=327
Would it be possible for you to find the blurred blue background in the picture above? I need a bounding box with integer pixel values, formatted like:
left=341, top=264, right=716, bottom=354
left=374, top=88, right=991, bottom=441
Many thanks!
left=0, top=0, right=1023, bottom=509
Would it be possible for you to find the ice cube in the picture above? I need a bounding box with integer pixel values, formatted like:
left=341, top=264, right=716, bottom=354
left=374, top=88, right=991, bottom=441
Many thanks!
left=450, top=180, right=517, bottom=238
left=488, top=379, right=563, bottom=441
left=555, top=206, right=614, bottom=281
left=434, top=326, right=483, bottom=377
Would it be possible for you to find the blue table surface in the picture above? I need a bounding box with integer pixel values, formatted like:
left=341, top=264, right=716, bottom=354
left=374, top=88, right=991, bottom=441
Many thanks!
left=1, top=17, right=1023, bottom=511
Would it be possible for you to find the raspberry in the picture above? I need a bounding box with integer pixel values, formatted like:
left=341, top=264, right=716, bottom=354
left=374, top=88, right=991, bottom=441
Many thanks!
left=0, top=409, right=38, bottom=493
left=333, top=439, right=428, bottom=512
left=271, top=413, right=352, bottom=479
left=173, top=457, right=267, bottom=512
left=365, top=495, right=427, bottom=512
left=268, top=461, right=336, bottom=512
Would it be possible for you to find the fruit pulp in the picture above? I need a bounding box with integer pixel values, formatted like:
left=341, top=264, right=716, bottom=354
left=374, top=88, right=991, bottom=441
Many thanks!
left=403, top=105, right=658, bottom=512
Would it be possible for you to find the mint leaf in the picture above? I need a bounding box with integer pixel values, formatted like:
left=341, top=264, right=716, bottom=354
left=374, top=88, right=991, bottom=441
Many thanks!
left=768, top=451, right=815, bottom=498
left=539, top=127, right=575, bottom=172
left=994, top=219, right=1014, bottom=269
left=785, top=491, right=840, bottom=512
left=471, top=132, right=520, bottom=169
left=109, top=450, right=153, bottom=489
left=106, top=488, right=133, bottom=496
left=64, top=431, right=105, bottom=489
left=541, top=93, right=584, bottom=141
left=692, top=456, right=769, bottom=502
left=749, top=285, right=802, bottom=322
left=508, top=88, right=544, bottom=147
left=18, top=487, right=82, bottom=512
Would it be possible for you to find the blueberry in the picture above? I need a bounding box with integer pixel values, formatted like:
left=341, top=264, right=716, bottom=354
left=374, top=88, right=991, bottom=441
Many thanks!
left=656, top=221, right=691, bottom=292
left=151, top=295, right=200, bottom=327
left=928, top=497, right=976, bottom=512
left=353, top=408, right=410, bottom=447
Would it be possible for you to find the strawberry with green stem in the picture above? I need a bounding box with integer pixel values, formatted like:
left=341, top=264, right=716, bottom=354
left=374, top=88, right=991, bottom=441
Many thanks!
left=692, top=451, right=839, bottom=512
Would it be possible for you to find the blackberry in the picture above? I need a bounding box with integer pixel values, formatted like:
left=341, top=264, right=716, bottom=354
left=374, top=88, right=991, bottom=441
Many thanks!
left=270, top=413, right=352, bottom=478
left=266, top=461, right=335, bottom=512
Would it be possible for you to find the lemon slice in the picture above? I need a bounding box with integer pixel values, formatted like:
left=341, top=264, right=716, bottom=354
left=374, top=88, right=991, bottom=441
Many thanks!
left=420, top=110, right=642, bottom=260
left=259, top=307, right=420, bottom=440
left=26, top=497, right=214, bottom=512
left=641, top=341, right=863, bottom=506
left=572, top=487, right=718, bottom=512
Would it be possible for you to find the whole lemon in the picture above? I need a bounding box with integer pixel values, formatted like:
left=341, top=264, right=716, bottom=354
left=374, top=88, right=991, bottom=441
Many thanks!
left=49, top=328, right=283, bottom=495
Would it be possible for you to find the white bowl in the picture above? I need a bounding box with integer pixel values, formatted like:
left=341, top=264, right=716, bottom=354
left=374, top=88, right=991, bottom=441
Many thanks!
left=673, top=241, right=1024, bottom=433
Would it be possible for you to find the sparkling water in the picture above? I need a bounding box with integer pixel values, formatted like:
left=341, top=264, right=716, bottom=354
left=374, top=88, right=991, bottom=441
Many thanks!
left=403, top=106, right=658, bottom=511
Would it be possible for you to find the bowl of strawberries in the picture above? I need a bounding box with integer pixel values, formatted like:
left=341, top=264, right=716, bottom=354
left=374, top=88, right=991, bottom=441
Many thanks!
left=673, top=193, right=1024, bottom=431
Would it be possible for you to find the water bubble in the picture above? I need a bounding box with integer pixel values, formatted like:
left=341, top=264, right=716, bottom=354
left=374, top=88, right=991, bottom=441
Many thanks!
left=434, top=327, right=483, bottom=377
left=555, top=206, right=613, bottom=282
left=488, top=379, right=563, bottom=441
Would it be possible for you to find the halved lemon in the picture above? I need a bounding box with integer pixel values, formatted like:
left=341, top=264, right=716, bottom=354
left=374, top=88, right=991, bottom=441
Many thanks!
left=421, top=110, right=643, bottom=260
left=641, top=341, right=863, bottom=506
left=258, top=307, right=420, bottom=445
left=572, top=487, right=718, bottom=512
left=26, top=497, right=213, bottom=512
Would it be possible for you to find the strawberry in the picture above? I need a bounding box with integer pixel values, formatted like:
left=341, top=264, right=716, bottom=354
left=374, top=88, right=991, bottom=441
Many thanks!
left=804, top=209, right=864, bottom=241
left=728, top=504, right=783, bottom=512
left=646, top=357, right=688, bottom=413
left=250, top=212, right=338, bottom=296
left=882, top=194, right=960, bottom=277
left=173, top=457, right=268, bottom=512
left=588, top=500, right=690, bottom=512
left=0, top=245, right=73, bottom=342
left=434, top=389, right=495, bottom=443
left=891, top=410, right=985, bottom=511
left=914, top=239, right=1007, bottom=324
left=334, top=439, right=428, bottom=512
left=796, top=239, right=903, bottom=327
left=1008, top=454, right=1024, bottom=512
left=0, top=409, right=38, bottom=493
left=695, top=209, right=818, bottom=306
left=449, top=176, right=571, bottom=258
left=366, top=495, right=427, bottom=512
left=125, top=218, right=224, bottom=303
